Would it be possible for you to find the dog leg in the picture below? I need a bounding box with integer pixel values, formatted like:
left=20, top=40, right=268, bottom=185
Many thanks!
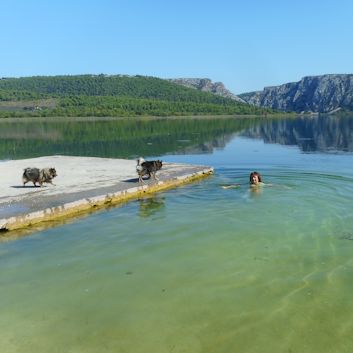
left=151, top=172, right=159, bottom=181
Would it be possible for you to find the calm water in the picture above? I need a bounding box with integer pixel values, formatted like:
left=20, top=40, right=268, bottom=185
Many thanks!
left=1, top=115, right=353, bottom=353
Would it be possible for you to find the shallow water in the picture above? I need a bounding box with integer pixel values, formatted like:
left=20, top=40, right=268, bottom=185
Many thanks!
left=1, top=116, right=353, bottom=352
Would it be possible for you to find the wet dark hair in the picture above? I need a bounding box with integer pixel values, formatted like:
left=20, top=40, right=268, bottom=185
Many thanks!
left=249, top=171, right=262, bottom=184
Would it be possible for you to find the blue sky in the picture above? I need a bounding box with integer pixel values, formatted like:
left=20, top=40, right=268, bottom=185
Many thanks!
left=2, top=0, right=353, bottom=93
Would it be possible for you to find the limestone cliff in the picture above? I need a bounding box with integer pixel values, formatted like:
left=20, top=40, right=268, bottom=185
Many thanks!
left=168, top=78, right=245, bottom=103
left=239, top=74, right=353, bottom=113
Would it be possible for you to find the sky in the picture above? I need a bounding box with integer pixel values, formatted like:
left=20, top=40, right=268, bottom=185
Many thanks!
left=2, top=0, right=353, bottom=94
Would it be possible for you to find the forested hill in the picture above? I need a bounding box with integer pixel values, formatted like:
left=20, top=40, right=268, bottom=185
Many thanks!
left=0, top=75, right=274, bottom=117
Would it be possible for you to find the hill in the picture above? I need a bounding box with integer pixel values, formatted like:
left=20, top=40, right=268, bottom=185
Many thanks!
left=168, top=78, right=245, bottom=103
left=239, top=74, right=353, bottom=113
left=0, top=75, right=273, bottom=118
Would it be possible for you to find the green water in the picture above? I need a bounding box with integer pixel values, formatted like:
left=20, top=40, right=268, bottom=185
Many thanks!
left=1, top=116, right=353, bottom=352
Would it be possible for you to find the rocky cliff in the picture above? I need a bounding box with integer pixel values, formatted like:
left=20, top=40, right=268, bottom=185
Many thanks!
left=239, top=74, right=353, bottom=113
left=168, top=78, right=245, bottom=103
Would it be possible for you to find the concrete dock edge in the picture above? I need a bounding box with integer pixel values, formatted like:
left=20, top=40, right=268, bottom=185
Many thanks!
left=0, top=167, right=213, bottom=232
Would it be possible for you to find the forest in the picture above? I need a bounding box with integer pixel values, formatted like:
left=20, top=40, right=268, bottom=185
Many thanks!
left=0, top=75, right=275, bottom=117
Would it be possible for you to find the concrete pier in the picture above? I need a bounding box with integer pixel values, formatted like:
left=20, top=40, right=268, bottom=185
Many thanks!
left=0, top=156, right=213, bottom=231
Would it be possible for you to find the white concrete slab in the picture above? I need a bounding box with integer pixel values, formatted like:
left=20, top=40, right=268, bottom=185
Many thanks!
left=0, top=155, right=136, bottom=202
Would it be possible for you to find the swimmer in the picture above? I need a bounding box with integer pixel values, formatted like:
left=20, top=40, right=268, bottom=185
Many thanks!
left=222, top=171, right=269, bottom=190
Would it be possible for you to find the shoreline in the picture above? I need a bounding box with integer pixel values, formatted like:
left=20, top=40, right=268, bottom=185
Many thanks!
left=0, top=113, right=296, bottom=122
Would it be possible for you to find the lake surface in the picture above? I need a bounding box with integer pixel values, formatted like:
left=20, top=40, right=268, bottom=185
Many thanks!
left=1, top=115, right=353, bottom=353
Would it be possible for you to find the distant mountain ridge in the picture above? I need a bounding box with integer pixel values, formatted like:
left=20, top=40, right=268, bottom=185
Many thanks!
left=239, top=74, right=353, bottom=113
left=168, top=78, right=245, bottom=103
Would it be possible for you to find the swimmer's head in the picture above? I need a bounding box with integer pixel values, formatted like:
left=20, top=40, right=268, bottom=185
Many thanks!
left=249, top=171, right=262, bottom=185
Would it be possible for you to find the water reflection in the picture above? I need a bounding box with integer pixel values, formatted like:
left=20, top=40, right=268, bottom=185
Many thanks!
left=1, top=115, right=353, bottom=161
left=138, top=196, right=165, bottom=218
left=242, top=115, right=353, bottom=153
left=0, top=117, right=256, bottom=160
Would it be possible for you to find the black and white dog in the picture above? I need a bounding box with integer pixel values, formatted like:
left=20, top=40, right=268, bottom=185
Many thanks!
left=136, top=157, right=163, bottom=183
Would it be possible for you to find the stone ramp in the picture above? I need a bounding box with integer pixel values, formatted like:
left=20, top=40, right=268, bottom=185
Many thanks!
left=0, top=156, right=213, bottom=231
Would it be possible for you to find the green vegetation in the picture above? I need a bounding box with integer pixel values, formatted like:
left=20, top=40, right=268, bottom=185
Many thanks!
left=0, top=75, right=275, bottom=117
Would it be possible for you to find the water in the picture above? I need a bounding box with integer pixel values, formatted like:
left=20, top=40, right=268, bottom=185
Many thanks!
left=1, top=115, right=353, bottom=352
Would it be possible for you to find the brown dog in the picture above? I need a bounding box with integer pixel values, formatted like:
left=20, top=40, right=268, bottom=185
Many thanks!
left=22, top=167, right=57, bottom=187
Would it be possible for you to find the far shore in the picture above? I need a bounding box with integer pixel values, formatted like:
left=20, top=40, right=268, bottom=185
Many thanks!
left=0, top=113, right=297, bottom=123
